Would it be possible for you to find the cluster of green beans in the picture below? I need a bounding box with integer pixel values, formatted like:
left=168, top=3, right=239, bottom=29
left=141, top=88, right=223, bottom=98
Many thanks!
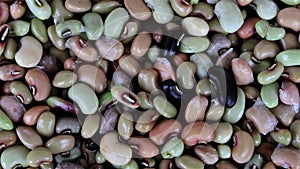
left=0, top=0, right=300, bottom=169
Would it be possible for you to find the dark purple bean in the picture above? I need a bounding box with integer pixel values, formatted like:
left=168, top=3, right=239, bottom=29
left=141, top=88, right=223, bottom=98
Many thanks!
left=99, top=108, right=119, bottom=135
left=161, top=79, right=182, bottom=109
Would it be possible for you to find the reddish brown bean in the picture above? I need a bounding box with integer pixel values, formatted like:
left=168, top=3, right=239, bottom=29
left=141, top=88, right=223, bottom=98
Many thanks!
left=271, top=146, right=300, bottom=169
left=0, top=131, right=17, bottom=151
left=149, top=119, right=182, bottom=145
left=237, top=17, right=260, bottom=39
left=0, top=2, right=9, bottom=25
left=262, top=162, right=276, bottom=169
left=279, top=81, right=300, bottom=107
left=277, top=7, right=300, bottom=32
left=173, top=53, right=188, bottom=66
left=23, top=105, right=50, bottom=126
left=0, top=64, right=25, bottom=81
left=154, top=57, right=176, bottom=82
left=194, top=144, right=219, bottom=165
left=237, top=0, right=253, bottom=6
left=181, top=121, right=214, bottom=146
left=232, top=130, right=254, bottom=164
left=96, top=36, right=124, bottom=61
left=9, top=0, right=26, bottom=19
left=185, top=95, right=208, bottom=123
left=231, top=58, right=253, bottom=85
left=131, top=32, right=152, bottom=57
left=128, top=137, right=159, bottom=158
left=63, top=58, right=76, bottom=71
left=124, top=0, right=151, bottom=20
left=271, top=103, right=295, bottom=127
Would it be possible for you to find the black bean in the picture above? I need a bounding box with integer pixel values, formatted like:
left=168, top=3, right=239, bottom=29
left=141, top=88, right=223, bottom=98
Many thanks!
left=208, top=66, right=237, bottom=108
left=161, top=79, right=182, bottom=109
left=161, top=29, right=184, bottom=57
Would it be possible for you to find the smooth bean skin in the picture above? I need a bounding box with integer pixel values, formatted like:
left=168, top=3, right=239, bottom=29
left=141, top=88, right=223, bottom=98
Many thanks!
left=257, top=63, right=284, bottom=85
left=231, top=58, right=253, bottom=85
left=111, top=85, right=140, bottom=109
left=104, top=7, right=129, bottom=39
left=270, top=128, right=291, bottom=145
left=25, top=68, right=51, bottom=101
left=277, top=7, right=300, bottom=32
left=175, top=155, right=204, bottom=169
left=179, top=36, right=210, bottom=53
left=45, top=135, right=75, bottom=154
left=161, top=138, right=184, bottom=159
left=0, top=64, right=25, bottom=81
left=36, top=111, right=55, bottom=137
left=271, top=103, right=295, bottom=127
left=124, top=0, right=151, bottom=20
left=31, top=18, right=48, bottom=43
left=181, top=121, right=214, bottom=146
left=214, top=0, right=244, bottom=33
left=119, top=55, right=141, bottom=77
left=144, top=0, right=174, bottom=24
left=176, top=61, right=196, bottom=90
left=276, top=49, right=300, bottom=66
left=149, top=119, right=182, bottom=145
left=65, top=0, right=91, bottom=13
left=47, top=25, right=66, bottom=50
left=238, top=17, right=260, bottom=39
left=254, top=40, right=280, bottom=60
left=68, top=83, right=99, bottom=115
left=81, top=113, right=100, bottom=139
left=137, top=68, right=159, bottom=93
left=51, top=0, right=74, bottom=23
left=194, top=144, right=219, bottom=165
left=0, top=145, right=30, bottom=169
left=118, top=112, right=133, bottom=140
left=153, top=96, right=177, bottom=118
left=290, top=120, right=300, bottom=149
left=26, top=147, right=53, bottom=167
left=217, top=145, right=231, bottom=159
left=253, top=0, right=278, bottom=20
left=131, top=32, right=152, bottom=57
left=15, top=36, right=43, bottom=68
left=185, top=95, right=208, bottom=123
left=279, top=81, right=300, bottom=107
left=271, top=146, right=300, bottom=169
left=10, top=81, right=33, bottom=105
left=0, top=2, right=9, bottom=25
left=82, top=12, right=103, bottom=40
left=0, top=130, right=17, bottom=150
left=213, top=122, right=233, bottom=144
left=128, top=137, right=159, bottom=158
left=232, top=130, right=254, bottom=164
left=52, top=70, right=77, bottom=88
left=92, top=0, right=121, bottom=14
left=95, top=36, right=124, bottom=61
left=0, top=95, right=26, bottom=123
left=100, top=132, right=132, bottom=166
left=56, top=117, right=81, bottom=134
left=16, top=126, right=43, bottom=150
left=23, top=105, right=50, bottom=126
left=260, top=82, right=279, bottom=108
left=182, top=17, right=209, bottom=36
left=135, top=109, right=159, bottom=133
left=25, top=0, right=51, bottom=20
left=0, top=109, right=13, bottom=130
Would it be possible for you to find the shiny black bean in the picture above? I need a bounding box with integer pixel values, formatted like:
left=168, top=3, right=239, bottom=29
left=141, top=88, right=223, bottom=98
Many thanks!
left=208, top=66, right=237, bottom=108
left=161, top=29, right=184, bottom=57
left=85, top=139, right=99, bottom=152
left=161, top=79, right=182, bottom=109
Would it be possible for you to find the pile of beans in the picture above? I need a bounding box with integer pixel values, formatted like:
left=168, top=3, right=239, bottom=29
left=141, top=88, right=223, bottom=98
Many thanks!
left=0, top=0, right=300, bottom=168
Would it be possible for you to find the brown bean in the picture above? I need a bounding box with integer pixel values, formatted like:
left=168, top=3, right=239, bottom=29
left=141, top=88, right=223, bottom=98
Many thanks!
left=64, top=58, right=76, bottom=71
left=237, top=0, right=253, bottom=6
left=280, top=32, right=300, bottom=50
left=16, top=126, right=43, bottom=150
left=149, top=119, right=182, bottom=145
left=25, top=68, right=51, bottom=101
left=131, top=32, right=152, bottom=57
left=77, top=64, right=107, bottom=93
left=118, top=54, right=141, bottom=77
left=231, top=58, right=253, bottom=85
left=254, top=40, right=280, bottom=60
left=194, top=144, right=219, bottom=165
left=237, top=17, right=260, bottom=39
left=0, top=64, right=25, bottom=81
left=23, top=105, right=50, bottom=126
left=279, top=81, right=300, bottom=107
left=277, top=7, right=300, bottom=32
left=135, top=109, right=159, bottom=133
left=124, top=0, right=151, bottom=20
left=256, top=142, right=276, bottom=161
left=0, top=131, right=17, bottom=151
left=217, top=160, right=238, bottom=169
left=66, top=36, right=98, bottom=62
left=271, top=146, right=300, bottom=169
left=0, top=2, right=9, bottom=25
left=154, top=57, right=176, bottom=82
left=245, top=99, right=278, bottom=135
left=9, top=0, right=26, bottom=19
left=0, top=95, right=26, bottom=123
left=262, top=162, right=276, bottom=169
left=173, top=53, right=188, bottom=66
left=138, top=68, right=159, bottom=93
left=95, top=36, right=124, bottom=61
left=232, top=130, right=254, bottom=164
left=185, top=95, right=208, bottom=123
left=181, top=121, right=214, bottom=146
left=128, top=137, right=159, bottom=158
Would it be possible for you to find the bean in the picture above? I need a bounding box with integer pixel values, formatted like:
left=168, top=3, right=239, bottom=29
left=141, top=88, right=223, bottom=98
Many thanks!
left=52, top=70, right=77, bottom=88
left=15, top=36, right=43, bottom=68
left=135, top=109, right=159, bottom=133
left=253, top=0, right=278, bottom=20
left=25, top=0, right=51, bottom=20
left=196, top=78, right=212, bottom=96
left=95, top=36, right=124, bottom=61
left=260, top=82, right=279, bottom=109
left=51, top=0, right=74, bottom=23
left=31, top=18, right=48, bottom=43
left=181, top=121, right=214, bottom=146
left=119, top=55, right=141, bottom=77
left=10, top=81, right=33, bottom=104
left=23, top=105, right=49, bottom=126
left=0, top=2, right=9, bottom=25
left=244, top=154, right=264, bottom=169
left=92, top=0, right=121, bottom=14
left=185, top=95, right=208, bottom=123
left=182, top=17, right=209, bottom=36
left=237, top=17, right=260, bottom=39
left=104, top=7, right=129, bottom=39
left=270, top=128, right=291, bottom=145
left=81, top=113, right=100, bottom=139
left=254, top=40, right=280, bottom=60
left=77, top=64, right=107, bottom=93
left=56, top=117, right=81, bottom=134
left=217, top=145, right=231, bottom=159
left=47, top=25, right=66, bottom=50
left=154, top=57, right=176, bottom=82
left=290, top=120, right=300, bottom=149
left=232, top=130, right=254, bottom=164
left=245, top=98, right=278, bottom=135
left=280, top=32, right=300, bottom=50
left=0, top=64, right=25, bottom=81
left=0, top=109, right=13, bottom=130
left=176, top=61, right=196, bottom=90
left=82, top=12, right=103, bottom=40
left=56, top=162, right=84, bottom=169
left=100, top=132, right=132, bottom=166
left=153, top=96, right=177, bottom=118
left=46, top=96, right=76, bottom=115
left=217, top=160, right=238, bottom=169
left=279, top=81, right=300, bottom=109
left=55, top=20, right=84, bottom=38
left=36, top=111, right=55, bottom=137
left=118, top=112, right=133, bottom=140
left=0, top=95, right=26, bottom=123
left=66, top=36, right=98, bottom=62
left=137, top=68, right=159, bottom=93
left=271, top=146, right=300, bottom=169
left=179, top=36, right=210, bottom=53
left=46, top=135, right=75, bottom=154
left=257, top=63, right=284, bottom=85
left=213, top=122, right=233, bottom=144
left=65, top=0, right=91, bottom=13
left=205, top=100, right=225, bottom=121
left=144, top=0, right=174, bottom=24
left=231, top=58, right=253, bottom=85
left=55, top=147, right=81, bottom=163
left=124, top=0, right=151, bottom=20
left=26, top=147, right=53, bottom=167
left=277, top=7, right=300, bottom=32
left=0, top=24, right=10, bottom=56
left=191, top=2, right=214, bottom=20
left=271, top=103, right=295, bottom=127
left=214, top=0, right=244, bottom=33
left=4, top=38, right=17, bottom=59
left=131, top=32, right=152, bottom=58
left=149, top=119, right=182, bottom=145
left=262, top=162, right=276, bottom=169
left=175, top=155, right=204, bottom=169
left=0, top=145, right=30, bottom=169
left=194, top=144, right=219, bottom=165
left=276, top=49, right=300, bottom=66
left=0, top=130, right=17, bottom=150
left=121, top=21, right=139, bottom=43
left=25, top=68, right=51, bottom=101
left=8, top=20, right=30, bottom=36
left=99, top=107, right=119, bottom=135
left=128, top=137, right=159, bottom=158
left=16, top=126, right=43, bottom=150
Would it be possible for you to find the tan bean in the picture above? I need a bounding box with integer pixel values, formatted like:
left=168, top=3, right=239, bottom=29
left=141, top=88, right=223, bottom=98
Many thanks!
left=185, top=95, right=208, bottom=123
left=237, top=17, right=260, bottom=39
left=279, top=81, right=300, bottom=108
left=45, top=135, right=75, bottom=154
left=277, top=7, right=300, bottom=32
left=138, top=68, right=159, bottom=93
left=181, top=121, right=214, bottom=146
left=25, top=68, right=51, bottom=101
left=149, top=119, right=182, bottom=145
left=95, top=36, right=124, bottom=61
left=66, top=36, right=98, bottom=62
left=118, top=54, right=141, bottom=77
left=271, top=146, right=300, bottom=169
left=231, top=58, right=253, bottom=85
left=176, top=61, right=196, bottom=90
left=135, top=109, right=159, bottom=133
left=124, top=0, right=151, bottom=20
left=232, top=130, right=254, bottom=164
left=130, top=32, right=152, bottom=57
left=245, top=99, right=278, bottom=135
left=16, top=126, right=43, bottom=150
left=77, top=64, right=107, bottom=93
left=65, top=0, right=91, bottom=13
left=284, top=67, right=300, bottom=83
left=154, top=57, right=176, bottom=82
left=81, top=113, right=100, bottom=139
left=47, top=25, right=66, bottom=50
left=128, top=137, right=159, bottom=158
